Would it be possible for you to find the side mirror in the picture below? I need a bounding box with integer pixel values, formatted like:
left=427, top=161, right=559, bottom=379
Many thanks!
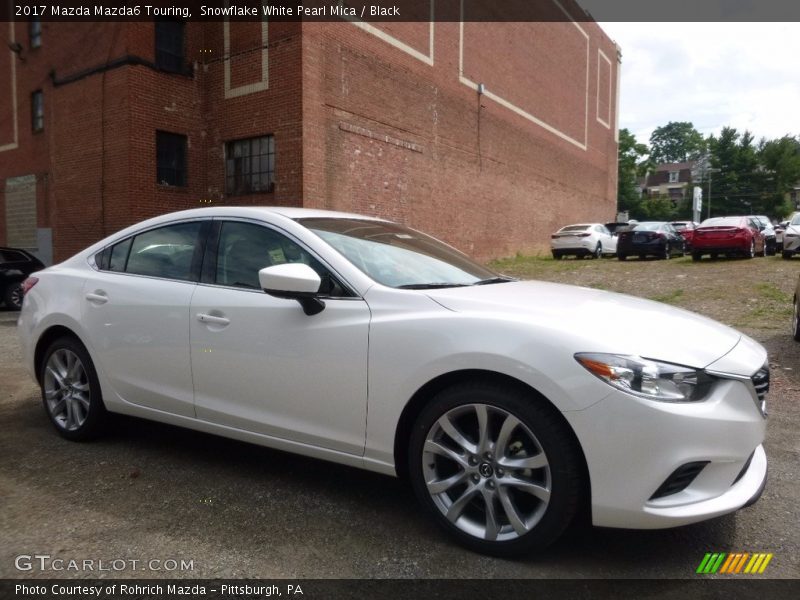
left=259, top=263, right=325, bottom=316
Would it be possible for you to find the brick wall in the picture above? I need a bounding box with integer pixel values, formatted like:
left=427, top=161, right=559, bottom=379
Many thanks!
left=301, top=18, right=618, bottom=260
left=1, top=15, right=618, bottom=263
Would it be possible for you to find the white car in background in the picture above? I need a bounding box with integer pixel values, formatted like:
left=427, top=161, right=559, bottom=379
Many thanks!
left=17, top=207, right=768, bottom=556
left=782, top=213, right=800, bottom=259
left=550, top=223, right=615, bottom=259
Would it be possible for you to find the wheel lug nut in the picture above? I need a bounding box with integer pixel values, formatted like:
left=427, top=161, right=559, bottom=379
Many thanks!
left=496, top=468, right=504, bottom=477
left=485, top=452, right=492, bottom=460
left=487, top=481, right=495, bottom=489
left=469, top=457, right=478, bottom=466
left=472, top=474, right=480, bottom=483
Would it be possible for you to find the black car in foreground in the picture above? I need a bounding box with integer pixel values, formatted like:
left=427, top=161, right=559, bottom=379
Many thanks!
left=1, top=247, right=44, bottom=310
left=616, top=222, right=686, bottom=260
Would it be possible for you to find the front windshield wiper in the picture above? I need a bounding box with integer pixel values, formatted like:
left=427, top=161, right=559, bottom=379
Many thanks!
left=398, top=283, right=471, bottom=290
left=472, top=276, right=516, bottom=286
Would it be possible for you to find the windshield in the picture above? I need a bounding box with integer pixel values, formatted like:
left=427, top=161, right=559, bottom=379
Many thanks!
left=558, top=225, right=591, bottom=233
left=633, top=222, right=663, bottom=231
left=298, top=218, right=501, bottom=288
left=791, top=215, right=800, bottom=226
left=701, top=217, right=742, bottom=227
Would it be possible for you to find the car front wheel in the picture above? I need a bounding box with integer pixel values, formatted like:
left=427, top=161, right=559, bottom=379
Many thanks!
left=747, top=239, right=755, bottom=259
left=408, top=382, right=582, bottom=556
left=3, top=282, right=23, bottom=310
left=40, top=337, right=108, bottom=441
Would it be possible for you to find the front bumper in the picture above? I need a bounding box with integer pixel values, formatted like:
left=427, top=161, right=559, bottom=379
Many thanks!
left=564, top=342, right=767, bottom=529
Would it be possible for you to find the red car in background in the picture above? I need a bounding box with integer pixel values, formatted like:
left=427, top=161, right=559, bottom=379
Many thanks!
left=671, top=221, right=699, bottom=250
left=691, top=216, right=766, bottom=261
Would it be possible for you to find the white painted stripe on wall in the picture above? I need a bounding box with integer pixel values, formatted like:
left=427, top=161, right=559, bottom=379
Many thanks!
left=458, top=0, right=590, bottom=151
left=347, top=1, right=435, bottom=66
left=0, top=20, right=19, bottom=153
left=224, top=5, right=269, bottom=99
left=596, top=48, right=612, bottom=129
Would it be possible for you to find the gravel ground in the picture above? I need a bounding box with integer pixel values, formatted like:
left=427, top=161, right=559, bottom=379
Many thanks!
left=0, top=254, right=798, bottom=579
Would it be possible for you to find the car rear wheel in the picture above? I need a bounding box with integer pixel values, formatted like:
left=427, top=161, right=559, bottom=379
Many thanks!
left=783, top=251, right=793, bottom=260
left=3, top=282, right=23, bottom=310
left=793, top=296, right=800, bottom=342
left=408, top=382, right=582, bottom=556
left=617, top=254, right=627, bottom=261
left=40, top=337, right=108, bottom=441
left=692, top=252, right=701, bottom=262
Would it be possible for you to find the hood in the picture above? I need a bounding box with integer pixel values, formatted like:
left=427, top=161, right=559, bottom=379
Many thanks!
left=426, top=281, right=741, bottom=369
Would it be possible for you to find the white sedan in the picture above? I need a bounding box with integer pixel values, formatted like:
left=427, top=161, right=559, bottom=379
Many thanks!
left=781, top=213, right=800, bottom=259
left=550, top=223, right=616, bottom=259
left=18, top=207, right=768, bottom=556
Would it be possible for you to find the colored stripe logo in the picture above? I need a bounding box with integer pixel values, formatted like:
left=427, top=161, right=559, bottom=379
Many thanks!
left=696, top=552, right=773, bottom=574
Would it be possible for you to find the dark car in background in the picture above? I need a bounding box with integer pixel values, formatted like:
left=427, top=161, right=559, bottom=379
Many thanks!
left=751, top=216, right=777, bottom=255
left=617, top=222, right=685, bottom=260
left=1, top=247, right=44, bottom=310
left=691, top=217, right=765, bottom=261
left=671, top=221, right=699, bottom=250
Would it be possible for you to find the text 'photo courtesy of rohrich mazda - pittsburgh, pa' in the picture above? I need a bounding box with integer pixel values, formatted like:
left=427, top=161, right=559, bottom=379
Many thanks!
left=17, top=207, right=768, bottom=556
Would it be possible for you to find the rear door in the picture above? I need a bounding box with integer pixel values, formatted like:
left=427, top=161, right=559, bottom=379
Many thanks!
left=81, top=220, right=208, bottom=417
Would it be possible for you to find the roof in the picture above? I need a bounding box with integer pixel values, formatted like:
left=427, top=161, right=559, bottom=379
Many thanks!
left=654, top=161, right=696, bottom=172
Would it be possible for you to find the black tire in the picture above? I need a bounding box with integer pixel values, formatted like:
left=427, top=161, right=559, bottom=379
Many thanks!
left=783, top=251, right=793, bottom=260
left=746, top=239, right=755, bottom=259
left=593, top=243, right=602, bottom=259
left=408, top=381, right=583, bottom=556
left=617, top=254, right=627, bottom=261
left=39, top=336, right=108, bottom=441
left=3, top=281, right=23, bottom=310
left=766, top=240, right=776, bottom=256
left=793, top=296, right=800, bottom=342
left=552, top=252, right=562, bottom=260
left=692, top=252, right=702, bottom=262
left=662, top=243, right=670, bottom=260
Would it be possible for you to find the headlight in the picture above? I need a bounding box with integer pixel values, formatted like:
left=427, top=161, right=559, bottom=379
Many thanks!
left=575, top=353, right=714, bottom=402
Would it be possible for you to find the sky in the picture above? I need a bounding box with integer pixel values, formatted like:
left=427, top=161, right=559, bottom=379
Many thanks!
left=597, top=22, right=800, bottom=147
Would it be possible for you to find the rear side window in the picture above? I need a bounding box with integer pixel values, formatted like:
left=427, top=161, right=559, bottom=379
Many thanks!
left=99, top=222, right=202, bottom=281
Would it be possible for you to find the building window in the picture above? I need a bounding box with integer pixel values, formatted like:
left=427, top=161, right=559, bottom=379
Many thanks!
left=668, top=171, right=679, bottom=183
left=29, top=18, right=42, bottom=49
left=226, top=136, right=275, bottom=195
left=155, top=20, right=185, bottom=73
left=156, top=131, right=187, bottom=186
left=31, top=91, right=44, bottom=132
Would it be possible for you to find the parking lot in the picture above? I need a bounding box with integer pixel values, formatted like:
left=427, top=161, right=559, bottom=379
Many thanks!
left=1, top=254, right=798, bottom=579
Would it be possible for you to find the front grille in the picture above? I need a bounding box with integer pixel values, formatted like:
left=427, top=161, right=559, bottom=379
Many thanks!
left=752, top=365, right=769, bottom=416
left=649, top=461, right=709, bottom=500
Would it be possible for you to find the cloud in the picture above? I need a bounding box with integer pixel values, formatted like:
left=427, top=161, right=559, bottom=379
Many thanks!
left=599, top=22, right=800, bottom=144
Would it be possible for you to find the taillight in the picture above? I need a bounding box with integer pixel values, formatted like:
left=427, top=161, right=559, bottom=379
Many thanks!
left=21, top=277, right=39, bottom=295
left=551, top=234, right=558, bottom=239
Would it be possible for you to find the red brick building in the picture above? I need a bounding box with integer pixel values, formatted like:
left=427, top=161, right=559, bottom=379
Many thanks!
left=0, top=8, right=619, bottom=264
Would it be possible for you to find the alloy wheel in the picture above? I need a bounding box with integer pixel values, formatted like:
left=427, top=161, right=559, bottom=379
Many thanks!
left=8, top=283, right=23, bottom=309
left=422, top=403, right=551, bottom=542
left=43, top=349, right=90, bottom=431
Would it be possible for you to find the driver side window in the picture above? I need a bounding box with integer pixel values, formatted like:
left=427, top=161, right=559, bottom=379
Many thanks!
left=215, top=221, right=348, bottom=296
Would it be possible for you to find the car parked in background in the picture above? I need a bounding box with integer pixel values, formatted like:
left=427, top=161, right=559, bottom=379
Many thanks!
left=751, top=216, right=777, bottom=256
left=781, top=213, right=800, bottom=259
left=616, top=222, right=685, bottom=260
left=692, top=217, right=766, bottom=261
left=602, top=222, right=633, bottom=257
left=793, top=274, right=800, bottom=341
left=774, top=221, right=789, bottom=249
left=16, top=207, right=769, bottom=556
left=550, top=224, right=614, bottom=259
left=671, top=221, right=699, bottom=251
left=1, top=247, right=44, bottom=310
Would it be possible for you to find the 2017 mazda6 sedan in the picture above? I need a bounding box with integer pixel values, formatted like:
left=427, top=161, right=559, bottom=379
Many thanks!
left=17, top=207, right=769, bottom=556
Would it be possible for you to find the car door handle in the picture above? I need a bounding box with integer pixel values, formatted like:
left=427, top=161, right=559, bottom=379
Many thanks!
left=85, top=292, right=108, bottom=305
left=196, top=313, right=230, bottom=326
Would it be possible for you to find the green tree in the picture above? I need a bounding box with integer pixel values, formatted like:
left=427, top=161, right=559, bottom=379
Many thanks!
left=759, top=136, right=800, bottom=219
left=617, top=128, right=649, bottom=217
left=649, top=121, right=706, bottom=164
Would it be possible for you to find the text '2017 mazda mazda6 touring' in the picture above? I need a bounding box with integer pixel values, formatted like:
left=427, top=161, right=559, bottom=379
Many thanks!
left=17, top=207, right=768, bottom=555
